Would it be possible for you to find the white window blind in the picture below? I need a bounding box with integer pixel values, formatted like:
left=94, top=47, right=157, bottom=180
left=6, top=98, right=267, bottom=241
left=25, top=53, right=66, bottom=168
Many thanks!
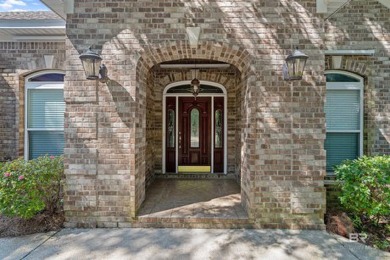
left=324, top=72, right=363, bottom=172
left=25, top=74, right=65, bottom=160
left=29, top=131, right=64, bottom=159
left=28, top=89, right=65, bottom=128
left=324, top=133, right=359, bottom=172
left=325, top=90, right=360, bottom=131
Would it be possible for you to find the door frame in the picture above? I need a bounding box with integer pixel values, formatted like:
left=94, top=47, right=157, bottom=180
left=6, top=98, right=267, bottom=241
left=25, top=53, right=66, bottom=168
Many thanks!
left=162, top=81, right=227, bottom=174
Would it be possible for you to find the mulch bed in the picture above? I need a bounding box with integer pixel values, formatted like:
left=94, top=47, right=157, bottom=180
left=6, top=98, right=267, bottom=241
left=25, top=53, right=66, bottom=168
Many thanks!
left=326, top=210, right=390, bottom=252
left=0, top=211, right=64, bottom=238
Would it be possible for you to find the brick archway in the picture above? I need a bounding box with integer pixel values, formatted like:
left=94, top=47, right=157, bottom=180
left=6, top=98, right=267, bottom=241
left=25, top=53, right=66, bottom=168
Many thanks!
left=131, top=42, right=256, bottom=217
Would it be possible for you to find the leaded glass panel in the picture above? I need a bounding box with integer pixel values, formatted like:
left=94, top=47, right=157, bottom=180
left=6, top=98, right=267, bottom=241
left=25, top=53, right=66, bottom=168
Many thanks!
left=190, top=109, right=199, bottom=148
left=215, top=109, right=222, bottom=148
left=167, top=109, right=175, bottom=148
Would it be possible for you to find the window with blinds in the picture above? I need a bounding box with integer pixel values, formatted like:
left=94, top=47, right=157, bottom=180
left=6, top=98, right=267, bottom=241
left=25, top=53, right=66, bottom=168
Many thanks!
left=324, top=72, right=363, bottom=172
left=25, top=73, right=65, bottom=160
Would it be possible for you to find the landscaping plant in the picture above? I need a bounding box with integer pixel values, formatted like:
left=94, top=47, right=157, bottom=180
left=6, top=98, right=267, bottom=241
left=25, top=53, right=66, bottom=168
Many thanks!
left=0, top=155, right=64, bottom=219
left=334, top=155, right=390, bottom=250
left=334, top=155, right=390, bottom=224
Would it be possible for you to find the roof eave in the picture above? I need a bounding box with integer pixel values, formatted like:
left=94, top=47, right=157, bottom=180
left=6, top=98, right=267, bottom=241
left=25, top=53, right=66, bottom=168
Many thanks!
left=40, top=0, right=73, bottom=21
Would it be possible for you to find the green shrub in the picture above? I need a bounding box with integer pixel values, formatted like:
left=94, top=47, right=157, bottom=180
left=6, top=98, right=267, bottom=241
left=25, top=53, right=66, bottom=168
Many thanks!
left=334, top=155, right=390, bottom=224
left=0, top=155, right=64, bottom=219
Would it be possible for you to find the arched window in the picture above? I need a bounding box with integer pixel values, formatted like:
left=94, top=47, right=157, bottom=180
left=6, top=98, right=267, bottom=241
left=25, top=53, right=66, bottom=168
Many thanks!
left=167, top=84, right=224, bottom=94
left=324, top=71, right=363, bottom=172
left=25, top=71, right=65, bottom=159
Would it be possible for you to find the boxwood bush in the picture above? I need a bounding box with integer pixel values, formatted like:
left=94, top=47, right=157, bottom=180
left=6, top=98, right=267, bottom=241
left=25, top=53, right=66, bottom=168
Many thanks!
left=334, top=155, right=390, bottom=224
left=0, top=155, right=64, bottom=219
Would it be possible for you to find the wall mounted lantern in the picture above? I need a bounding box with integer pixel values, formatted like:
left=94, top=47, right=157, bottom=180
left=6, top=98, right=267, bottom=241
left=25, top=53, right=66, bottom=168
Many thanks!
left=283, top=48, right=308, bottom=81
left=79, top=47, right=108, bottom=83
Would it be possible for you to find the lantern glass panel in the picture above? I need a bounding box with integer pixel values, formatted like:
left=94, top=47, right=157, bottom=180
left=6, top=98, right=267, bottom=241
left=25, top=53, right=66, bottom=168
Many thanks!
left=287, top=59, right=295, bottom=79
left=81, top=58, right=102, bottom=80
left=286, top=57, right=307, bottom=80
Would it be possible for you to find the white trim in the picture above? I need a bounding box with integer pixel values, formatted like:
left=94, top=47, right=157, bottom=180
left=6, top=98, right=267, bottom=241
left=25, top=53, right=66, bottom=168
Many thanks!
left=0, top=21, right=65, bottom=28
left=26, top=83, right=64, bottom=89
left=27, top=128, right=64, bottom=131
left=64, top=0, right=75, bottom=14
left=162, top=81, right=228, bottom=174
left=316, top=0, right=327, bottom=13
left=327, top=130, right=361, bottom=133
left=175, top=96, right=179, bottom=173
left=378, top=0, right=390, bottom=9
left=160, top=64, right=230, bottom=69
left=223, top=93, right=227, bottom=174
left=13, top=35, right=65, bottom=42
left=162, top=96, right=166, bottom=173
left=25, top=70, right=65, bottom=160
left=211, top=97, right=214, bottom=173
left=325, top=70, right=364, bottom=173
left=326, top=84, right=362, bottom=90
left=324, top=50, right=375, bottom=56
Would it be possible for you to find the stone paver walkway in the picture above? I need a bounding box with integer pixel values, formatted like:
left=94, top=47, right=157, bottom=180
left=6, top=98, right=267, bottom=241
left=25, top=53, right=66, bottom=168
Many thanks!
left=138, top=179, right=247, bottom=220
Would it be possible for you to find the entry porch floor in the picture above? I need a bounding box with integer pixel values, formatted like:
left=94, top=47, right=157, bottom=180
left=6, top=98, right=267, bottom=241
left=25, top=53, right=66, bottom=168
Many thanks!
left=136, top=178, right=252, bottom=228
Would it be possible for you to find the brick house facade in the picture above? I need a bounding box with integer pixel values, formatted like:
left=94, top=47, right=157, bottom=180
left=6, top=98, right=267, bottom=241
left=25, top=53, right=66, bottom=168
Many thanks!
left=0, top=0, right=389, bottom=229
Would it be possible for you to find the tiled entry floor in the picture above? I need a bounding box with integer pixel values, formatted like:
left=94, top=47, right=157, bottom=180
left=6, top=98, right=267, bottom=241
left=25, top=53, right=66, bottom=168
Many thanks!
left=137, top=179, right=250, bottom=228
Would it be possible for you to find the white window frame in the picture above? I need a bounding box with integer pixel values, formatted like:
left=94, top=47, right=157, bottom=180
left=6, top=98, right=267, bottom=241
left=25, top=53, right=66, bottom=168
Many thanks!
left=24, top=70, right=65, bottom=160
left=325, top=70, right=364, bottom=173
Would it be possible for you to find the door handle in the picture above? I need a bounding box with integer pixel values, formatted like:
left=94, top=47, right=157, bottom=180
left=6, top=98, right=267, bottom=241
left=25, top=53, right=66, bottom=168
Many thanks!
left=179, top=131, right=181, bottom=149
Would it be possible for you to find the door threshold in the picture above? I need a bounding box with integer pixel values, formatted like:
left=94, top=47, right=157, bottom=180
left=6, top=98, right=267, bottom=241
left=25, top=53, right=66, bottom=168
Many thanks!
left=156, top=173, right=235, bottom=179
left=178, top=165, right=211, bottom=173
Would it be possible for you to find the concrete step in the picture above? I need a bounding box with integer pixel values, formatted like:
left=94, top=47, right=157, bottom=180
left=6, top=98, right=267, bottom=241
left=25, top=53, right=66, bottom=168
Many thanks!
left=131, top=217, right=254, bottom=229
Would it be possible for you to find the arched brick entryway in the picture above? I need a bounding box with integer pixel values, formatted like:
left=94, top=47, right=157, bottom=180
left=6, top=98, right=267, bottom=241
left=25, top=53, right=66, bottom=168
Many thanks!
left=131, top=42, right=255, bottom=219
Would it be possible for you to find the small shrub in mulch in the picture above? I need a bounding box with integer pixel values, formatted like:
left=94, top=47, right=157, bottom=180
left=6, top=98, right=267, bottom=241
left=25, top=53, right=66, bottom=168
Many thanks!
left=0, top=211, right=64, bottom=237
left=326, top=210, right=390, bottom=252
left=330, top=155, right=390, bottom=252
left=0, top=155, right=65, bottom=237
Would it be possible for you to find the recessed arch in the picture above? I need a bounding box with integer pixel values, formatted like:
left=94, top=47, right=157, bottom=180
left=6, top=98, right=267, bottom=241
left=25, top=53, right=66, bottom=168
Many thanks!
left=136, top=42, right=253, bottom=74
left=134, top=42, right=253, bottom=217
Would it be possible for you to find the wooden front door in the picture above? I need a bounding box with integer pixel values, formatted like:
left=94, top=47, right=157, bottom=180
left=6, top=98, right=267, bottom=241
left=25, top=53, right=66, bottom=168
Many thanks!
left=165, top=94, right=224, bottom=173
left=178, top=97, right=211, bottom=166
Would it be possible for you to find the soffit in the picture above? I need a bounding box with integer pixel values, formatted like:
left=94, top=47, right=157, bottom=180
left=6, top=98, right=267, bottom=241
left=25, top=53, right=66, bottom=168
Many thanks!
left=0, top=12, right=65, bottom=42
left=40, top=0, right=66, bottom=20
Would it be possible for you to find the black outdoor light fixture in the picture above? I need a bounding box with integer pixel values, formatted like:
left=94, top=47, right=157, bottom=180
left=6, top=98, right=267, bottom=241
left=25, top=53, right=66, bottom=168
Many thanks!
left=190, top=67, right=202, bottom=99
left=283, top=48, right=308, bottom=81
left=191, top=77, right=200, bottom=99
left=79, top=47, right=108, bottom=83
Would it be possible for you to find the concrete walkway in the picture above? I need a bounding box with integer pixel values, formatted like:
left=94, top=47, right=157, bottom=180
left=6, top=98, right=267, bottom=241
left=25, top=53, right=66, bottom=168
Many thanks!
left=1, top=229, right=389, bottom=260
